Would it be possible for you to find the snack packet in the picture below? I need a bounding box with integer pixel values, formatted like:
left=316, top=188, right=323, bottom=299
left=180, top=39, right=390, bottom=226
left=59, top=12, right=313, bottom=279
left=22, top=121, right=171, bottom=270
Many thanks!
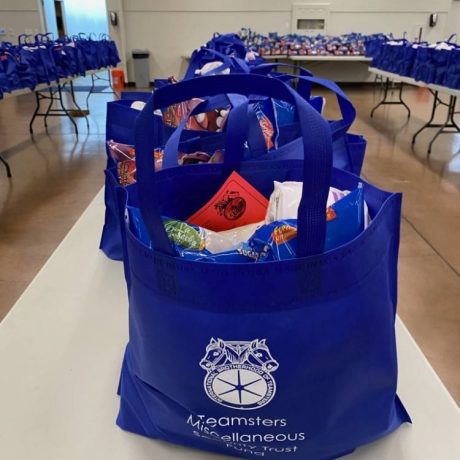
left=265, top=181, right=370, bottom=227
left=117, top=149, right=164, bottom=186
left=187, top=171, right=269, bottom=232
left=127, top=205, right=263, bottom=260
left=107, top=140, right=135, bottom=162
left=242, top=185, right=365, bottom=261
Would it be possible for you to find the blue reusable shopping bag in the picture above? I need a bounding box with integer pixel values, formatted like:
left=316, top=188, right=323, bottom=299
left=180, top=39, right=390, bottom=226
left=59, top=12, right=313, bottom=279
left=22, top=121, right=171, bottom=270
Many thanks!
left=444, top=46, right=460, bottom=89
left=274, top=74, right=366, bottom=175
left=99, top=92, right=153, bottom=260
left=116, top=74, right=410, bottom=460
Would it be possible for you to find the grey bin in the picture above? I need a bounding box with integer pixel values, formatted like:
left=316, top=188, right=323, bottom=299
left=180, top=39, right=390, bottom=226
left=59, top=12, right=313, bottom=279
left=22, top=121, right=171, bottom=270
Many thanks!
left=132, top=49, right=150, bottom=88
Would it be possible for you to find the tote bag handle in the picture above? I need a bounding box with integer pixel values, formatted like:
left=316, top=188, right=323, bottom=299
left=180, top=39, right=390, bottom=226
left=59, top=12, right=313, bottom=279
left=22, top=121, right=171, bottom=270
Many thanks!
left=250, top=62, right=313, bottom=77
left=275, top=74, right=356, bottom=138
left=184, top=47, right=249, bottom=80
left=162, top=94, right=266, bottom=168
left=135, top=73, right=332, bottom=258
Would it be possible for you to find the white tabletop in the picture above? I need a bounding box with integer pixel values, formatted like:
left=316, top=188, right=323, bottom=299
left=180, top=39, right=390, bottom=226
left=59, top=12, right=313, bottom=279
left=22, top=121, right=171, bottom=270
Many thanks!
left=368, top=67, right=460, bottom=98
left=0, top=190, right=459, bottom=460
left=290, top=55, right=371, bottom=62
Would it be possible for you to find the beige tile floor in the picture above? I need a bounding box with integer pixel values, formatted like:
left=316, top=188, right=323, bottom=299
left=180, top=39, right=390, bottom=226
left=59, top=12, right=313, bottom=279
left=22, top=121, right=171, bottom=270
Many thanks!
left=0, top=84, right=459, bottom=404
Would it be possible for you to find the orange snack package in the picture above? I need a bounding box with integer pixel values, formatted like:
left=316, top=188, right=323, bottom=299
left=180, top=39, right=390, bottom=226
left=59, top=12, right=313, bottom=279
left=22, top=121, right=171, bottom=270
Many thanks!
left=187, top=171, right=268, bottom=232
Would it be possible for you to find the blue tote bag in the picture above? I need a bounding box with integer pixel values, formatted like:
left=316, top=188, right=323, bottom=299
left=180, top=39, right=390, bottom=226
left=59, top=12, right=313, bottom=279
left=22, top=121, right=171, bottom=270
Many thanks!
left=116, top=74, right=410, bottom=459
left=99, top=92, right=153, bottom=260
left=275, top=74, right=366, bottom=175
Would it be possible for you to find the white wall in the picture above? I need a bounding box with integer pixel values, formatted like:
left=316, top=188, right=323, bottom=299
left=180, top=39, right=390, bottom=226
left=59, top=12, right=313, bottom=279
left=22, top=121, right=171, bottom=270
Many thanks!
left=0, top=0, right=44, bottom=41
left=445, top=1, right=460, bottom=38
left=112, top=0, right=452, bottom=81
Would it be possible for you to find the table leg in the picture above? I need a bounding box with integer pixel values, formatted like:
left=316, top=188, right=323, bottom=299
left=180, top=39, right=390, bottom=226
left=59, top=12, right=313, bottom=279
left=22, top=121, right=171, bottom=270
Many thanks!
left=69, top=80, right=90, bottom=129
left=44, top=88, right=54, bottom=129
left=57, top=84, right=78, bottom=137
left=412, top=91, right=439, bottom=144
left=428, top=96, right=459, bottom=154
left=0, top=154, right=12, bottom=178
left=29, top=92, right=41, bottom=134
left=85, top=74, right=95, bottom=112
left=370, top=78, right=390, bottom=117
left=399, top=83, right=411, bottom=118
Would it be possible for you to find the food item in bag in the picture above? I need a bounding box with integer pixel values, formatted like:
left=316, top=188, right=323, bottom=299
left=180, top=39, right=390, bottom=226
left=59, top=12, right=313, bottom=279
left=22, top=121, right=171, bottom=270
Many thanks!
left=127, top=205, right=262, bottom=261
left=116, top=149, right=164, bottom=186
left=252, top=99, right=277, bottom=150
left=265, top=181, right=370, bottom=227
left=130, top=101, right=146, bottom=111
left=162, top=98, right=229, bottom=132
left=242, top=185, right=365, bottom=261
left=107, top=140, right=135, bottom=162
left=187, top=171, right=268, bottom=232
left=127, top=185, right=365, bottom=262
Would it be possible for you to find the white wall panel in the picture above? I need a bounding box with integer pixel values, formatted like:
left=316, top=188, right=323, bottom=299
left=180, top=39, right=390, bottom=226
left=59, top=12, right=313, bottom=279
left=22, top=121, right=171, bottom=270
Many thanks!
left=121, top=0, right=452, bottom=80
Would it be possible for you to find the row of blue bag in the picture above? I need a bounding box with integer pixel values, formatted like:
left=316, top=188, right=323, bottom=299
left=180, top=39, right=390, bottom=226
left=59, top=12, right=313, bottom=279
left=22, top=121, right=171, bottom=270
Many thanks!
left=100, top=32, right=409, bottom=460
left=366, top=33, right=460, bottom=89
left=240, top=28, right=366, bottom=56
left=0, top=32, right=120, bottom=98
left=100, top=33, right=367, bottom=260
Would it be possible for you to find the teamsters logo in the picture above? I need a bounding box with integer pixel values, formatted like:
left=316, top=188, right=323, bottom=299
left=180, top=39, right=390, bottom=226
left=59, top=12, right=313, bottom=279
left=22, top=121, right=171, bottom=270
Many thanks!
left=200, top=338, right=279, bottom=410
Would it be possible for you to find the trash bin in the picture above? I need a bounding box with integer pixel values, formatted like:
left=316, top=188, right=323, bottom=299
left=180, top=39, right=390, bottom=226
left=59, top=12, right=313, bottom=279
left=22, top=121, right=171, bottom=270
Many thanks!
left=132, top=49, right=150, bottom=88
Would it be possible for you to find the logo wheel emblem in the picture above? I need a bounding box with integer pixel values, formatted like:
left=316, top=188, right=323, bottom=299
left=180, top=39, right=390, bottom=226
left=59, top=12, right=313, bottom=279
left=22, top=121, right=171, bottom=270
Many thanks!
left=200, top=339, right=278, bottom=410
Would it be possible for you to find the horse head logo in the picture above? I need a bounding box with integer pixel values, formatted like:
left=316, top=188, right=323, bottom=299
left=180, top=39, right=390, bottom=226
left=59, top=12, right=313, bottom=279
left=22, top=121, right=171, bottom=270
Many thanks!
left=200, top=338, right=279, bottom=410
left=246, top=339, right=279, bottom=373
left=199, top=338, right=227, bottom=371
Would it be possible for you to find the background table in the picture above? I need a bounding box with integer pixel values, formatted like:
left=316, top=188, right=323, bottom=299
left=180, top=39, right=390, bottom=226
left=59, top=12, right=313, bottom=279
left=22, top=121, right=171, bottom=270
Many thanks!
left=368, top=67, right=460, bottom=153
left=0, top=190, right=459, bottom=460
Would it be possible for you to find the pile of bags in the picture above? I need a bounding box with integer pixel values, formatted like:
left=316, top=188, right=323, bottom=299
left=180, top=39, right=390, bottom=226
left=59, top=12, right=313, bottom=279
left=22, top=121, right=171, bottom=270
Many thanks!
left=367, top=33, right=460, bottom=89
left=100, top=32, right=410, bottom=460
left=0, top=32, right=120, bottom=98
left=240, top=28, right=367, bottom=57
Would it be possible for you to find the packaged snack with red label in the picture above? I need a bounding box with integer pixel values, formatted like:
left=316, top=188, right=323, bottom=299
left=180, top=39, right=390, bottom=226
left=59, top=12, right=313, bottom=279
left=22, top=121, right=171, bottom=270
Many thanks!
left=187, top=171, right=268, bottom=232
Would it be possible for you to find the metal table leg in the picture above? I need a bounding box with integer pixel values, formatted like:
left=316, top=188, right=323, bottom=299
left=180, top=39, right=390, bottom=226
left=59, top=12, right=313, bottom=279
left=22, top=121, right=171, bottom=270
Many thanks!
left=412, top=90, right=439, bottom=144
left=29, top=84, right=79, bottom=138
left=69, top=80, right=89, bottom=129
left=427, top=96, right=460, bottom=154
left=29, top=92, right=41, bottom=134
left=0, top=155, right=12, bottom=178
left=57, top=84, right=78, bottom=137
left=370, top=78, right=411, bottom=118
left=85, top=74, right=96, bottom=112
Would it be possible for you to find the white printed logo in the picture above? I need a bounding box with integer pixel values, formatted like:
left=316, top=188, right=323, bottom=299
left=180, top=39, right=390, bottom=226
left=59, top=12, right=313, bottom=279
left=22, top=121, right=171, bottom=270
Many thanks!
left=200, top=338, right=279, bottom=410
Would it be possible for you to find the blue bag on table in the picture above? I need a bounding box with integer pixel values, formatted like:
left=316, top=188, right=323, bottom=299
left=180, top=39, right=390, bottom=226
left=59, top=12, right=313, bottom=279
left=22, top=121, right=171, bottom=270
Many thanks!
left=99, top=92, right=153, bottom=260
left=242, top=74, right=366, bottom=175
left=116, top=73, right=410, bottom=460
left=409, top=36, right=457, bottom=85
left=443, top=46, right=460, bottom=89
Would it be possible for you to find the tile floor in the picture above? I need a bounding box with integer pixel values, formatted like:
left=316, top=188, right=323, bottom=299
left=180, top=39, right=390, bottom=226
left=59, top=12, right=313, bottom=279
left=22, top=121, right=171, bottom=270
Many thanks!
left=0, top=83, right=459, bottom=404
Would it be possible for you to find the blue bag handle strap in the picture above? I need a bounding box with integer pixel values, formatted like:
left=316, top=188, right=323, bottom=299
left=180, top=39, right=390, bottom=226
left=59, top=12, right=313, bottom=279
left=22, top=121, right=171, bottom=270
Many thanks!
left=18, top=34, right=33, bottom=45
left=135, top=74, right=332, bottom=258
left=250, top=62, right=313, bottom=77
left=276, top=74, right=356, bottom=138
left=162, top=94, right=266, bottom=168
left=184, top=47, right=249, bottom=80
left=447, top=33, right=458, bottom=44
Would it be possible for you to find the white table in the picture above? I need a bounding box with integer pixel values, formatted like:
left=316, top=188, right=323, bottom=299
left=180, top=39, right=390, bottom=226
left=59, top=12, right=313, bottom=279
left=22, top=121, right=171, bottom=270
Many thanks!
left=0, top=68, right=114, bottom=178
left=290, top=56, right=371, bottom=62
left=368, top=67, right=460, bottom=153
left=0, top=190, right=459, bottom=460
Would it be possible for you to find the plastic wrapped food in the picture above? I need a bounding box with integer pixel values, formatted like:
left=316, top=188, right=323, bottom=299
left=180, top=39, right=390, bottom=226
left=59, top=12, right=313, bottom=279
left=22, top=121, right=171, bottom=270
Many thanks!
left=242, top=185, right=365, bottom=261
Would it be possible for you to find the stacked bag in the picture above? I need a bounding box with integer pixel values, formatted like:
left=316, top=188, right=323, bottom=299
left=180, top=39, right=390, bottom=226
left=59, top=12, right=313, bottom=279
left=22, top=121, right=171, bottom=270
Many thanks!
left=369, top=33, right=460, bottom=88
left=0, top=32, right=120, bottom=99
left=240, top=29, right=367, bottom=57
left=101, top=32, right=410, bottom=460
